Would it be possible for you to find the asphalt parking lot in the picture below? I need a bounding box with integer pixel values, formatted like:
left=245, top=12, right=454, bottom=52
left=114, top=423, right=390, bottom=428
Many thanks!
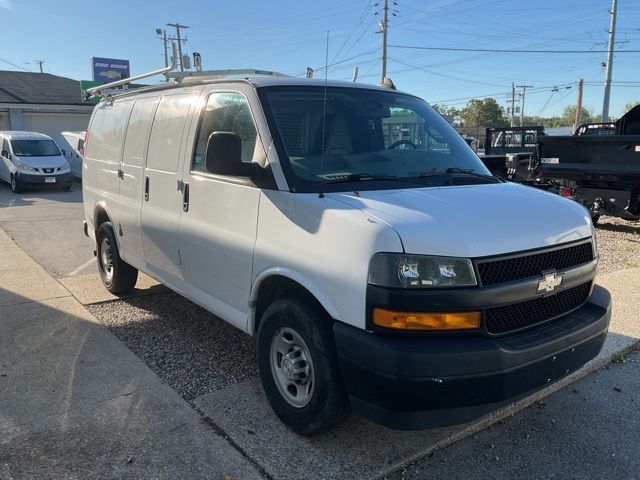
left=1, top=183, right=640, bottom=480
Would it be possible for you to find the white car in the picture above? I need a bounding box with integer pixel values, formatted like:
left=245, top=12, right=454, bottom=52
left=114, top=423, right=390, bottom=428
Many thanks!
left=82, top=74, right=611, bottom=435
left=0, top=131, right=73, bottom=193
left=60, top=131, right=86, bottom=178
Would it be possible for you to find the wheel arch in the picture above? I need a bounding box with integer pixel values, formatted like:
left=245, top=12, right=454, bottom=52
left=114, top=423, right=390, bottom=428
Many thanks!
left=248, top=269, right=339, bottom=336
left=93, top=201, right=112, bottom=232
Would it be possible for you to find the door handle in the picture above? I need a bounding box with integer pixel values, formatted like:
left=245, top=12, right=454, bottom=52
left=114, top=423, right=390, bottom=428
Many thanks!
left=144, top=176, right=150, bottom=201
left=117, top=168, right=124, bottom=179
left=182, top=182, right=189, bottom=212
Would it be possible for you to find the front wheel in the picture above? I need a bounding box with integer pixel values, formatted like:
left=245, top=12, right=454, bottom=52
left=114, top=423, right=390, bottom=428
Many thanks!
left=10, top=174, right=22, bottom=193
left=96, top=222, right=138, bottom=294
left=257, top=297, right=350, bottom=436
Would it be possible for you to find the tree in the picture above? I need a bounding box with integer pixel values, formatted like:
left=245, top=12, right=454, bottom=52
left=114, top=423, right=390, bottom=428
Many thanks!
left=623, top=101, right=640, bottom=115
left=560, top=105, right=592, bottom=126
left=431, top=104, right=461, bottom=125
left=460, top=98, right=507, bottom=128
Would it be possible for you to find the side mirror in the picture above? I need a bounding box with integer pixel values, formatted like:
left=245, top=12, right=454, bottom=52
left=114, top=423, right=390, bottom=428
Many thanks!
left=205, top=131, right=262, bottom=178
left=1, top=149, right=10, bottom=159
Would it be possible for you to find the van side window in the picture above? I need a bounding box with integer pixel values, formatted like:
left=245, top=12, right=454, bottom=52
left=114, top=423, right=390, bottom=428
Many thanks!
left=147, top=94, right=195, bottom=172
left=193, top=92, right=258, bottom=172
left=122, top=97, right=158, bottom=167
left=86, top=101, right=133, bottom=163
left=2, top=139, right=9, bottom=155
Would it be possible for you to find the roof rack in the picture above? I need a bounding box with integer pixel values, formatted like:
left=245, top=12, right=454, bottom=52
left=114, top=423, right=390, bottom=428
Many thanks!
left=85, top=42, right=179, bottom=100
left=169, top=69, right=290, bottom=84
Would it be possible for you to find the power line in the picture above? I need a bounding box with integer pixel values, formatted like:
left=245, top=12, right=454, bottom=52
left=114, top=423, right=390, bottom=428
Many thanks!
left=0, top=57, right=31, bottom=72
left=388, top=45, right=640, bottom=54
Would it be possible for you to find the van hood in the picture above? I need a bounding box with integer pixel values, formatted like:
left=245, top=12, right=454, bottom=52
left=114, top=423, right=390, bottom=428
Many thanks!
left=328, top=183, right=593, bottom=258
left=14, top=154, right=66, bottom=168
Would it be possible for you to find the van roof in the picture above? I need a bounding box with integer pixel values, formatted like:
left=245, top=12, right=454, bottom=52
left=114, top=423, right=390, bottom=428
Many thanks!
left=104, top=75, right=408, bottom=101
left=0, top=131, right=54, bottom=141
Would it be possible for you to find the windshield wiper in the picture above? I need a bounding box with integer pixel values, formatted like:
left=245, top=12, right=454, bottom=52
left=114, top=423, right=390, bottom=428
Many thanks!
left=419, top=167, right=504, bottom=182
left=317, top=173, right=398, bottom=185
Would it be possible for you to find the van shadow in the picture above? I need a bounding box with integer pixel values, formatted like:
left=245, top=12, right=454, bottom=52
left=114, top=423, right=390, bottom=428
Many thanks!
left=86, top=290, right=259, bottom=402
left=0, top=287, right=253, bottom=480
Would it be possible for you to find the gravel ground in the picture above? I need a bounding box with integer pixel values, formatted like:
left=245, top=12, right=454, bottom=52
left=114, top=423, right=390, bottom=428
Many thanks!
left=86, top=291, right=258, bottom=402
left=87, top=218, right=639, bottom=406
left=594, top=217, right=640, bottom=275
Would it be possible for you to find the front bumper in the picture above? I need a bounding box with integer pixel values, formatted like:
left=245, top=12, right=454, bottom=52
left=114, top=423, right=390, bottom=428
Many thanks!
left=15, top=171, right=72, bottom=188
left=334, top=285, right=611, bottom=430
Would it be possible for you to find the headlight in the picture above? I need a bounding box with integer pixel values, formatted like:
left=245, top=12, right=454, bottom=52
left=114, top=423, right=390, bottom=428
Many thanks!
left=14, top=160, right=35, bottom=172
left=592, top=236, right=598, bottom=260
left=62, top=160, right=70, bottom=170
left=368, top=253, right=477, bottom=288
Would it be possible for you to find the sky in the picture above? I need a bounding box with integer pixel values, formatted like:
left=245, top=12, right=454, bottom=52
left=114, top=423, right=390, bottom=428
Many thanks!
left=1, top=0, right=639, bottom=119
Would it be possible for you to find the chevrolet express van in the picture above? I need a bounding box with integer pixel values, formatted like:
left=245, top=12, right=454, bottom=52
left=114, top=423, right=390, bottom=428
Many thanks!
left=0, top=131, right=73, bottom=192
left=83, top=74, right=611, bottom=435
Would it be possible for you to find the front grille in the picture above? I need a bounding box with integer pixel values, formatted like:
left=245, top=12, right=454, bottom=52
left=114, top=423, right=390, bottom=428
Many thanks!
left=485, top=282, right=592, bottom=335
left=477, top=241, right=594, bottom=287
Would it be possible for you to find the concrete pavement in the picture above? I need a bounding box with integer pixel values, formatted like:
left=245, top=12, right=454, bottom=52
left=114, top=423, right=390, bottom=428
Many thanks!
left=0, top=228, right=263, bottom=480
left=0, top=182, right=96, bottom=278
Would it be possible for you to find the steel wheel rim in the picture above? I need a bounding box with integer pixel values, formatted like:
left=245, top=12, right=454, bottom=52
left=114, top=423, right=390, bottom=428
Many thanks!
left=100, top=237, right=114, bottom=282
left=269, top=327, right=315, bottom=408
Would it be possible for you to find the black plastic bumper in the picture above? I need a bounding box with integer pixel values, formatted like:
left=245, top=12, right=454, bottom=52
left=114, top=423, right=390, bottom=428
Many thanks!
left=15, top=171, right=72, bottom=188
left=334, top=285, right=611, bottom=430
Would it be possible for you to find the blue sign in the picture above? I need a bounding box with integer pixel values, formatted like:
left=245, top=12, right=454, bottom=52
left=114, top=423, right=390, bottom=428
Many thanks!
left=91, top=57, right=130, bottom=84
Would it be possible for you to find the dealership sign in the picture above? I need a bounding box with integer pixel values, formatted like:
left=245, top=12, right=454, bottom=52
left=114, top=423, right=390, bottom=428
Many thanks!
left=91, top=57, right=130, bottom=84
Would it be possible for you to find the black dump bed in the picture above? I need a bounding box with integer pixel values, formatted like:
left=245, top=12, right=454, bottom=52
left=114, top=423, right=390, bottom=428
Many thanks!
left=536, top=135, right=640, bottom=181
left=536, top=106, right=640, bottom=182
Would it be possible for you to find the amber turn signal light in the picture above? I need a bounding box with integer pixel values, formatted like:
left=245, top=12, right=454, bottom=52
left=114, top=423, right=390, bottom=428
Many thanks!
left=372, top=308, right=481, bottom=331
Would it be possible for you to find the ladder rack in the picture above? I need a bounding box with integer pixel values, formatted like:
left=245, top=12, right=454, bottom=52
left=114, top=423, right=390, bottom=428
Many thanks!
left=169, top=69, right=290, bottom=83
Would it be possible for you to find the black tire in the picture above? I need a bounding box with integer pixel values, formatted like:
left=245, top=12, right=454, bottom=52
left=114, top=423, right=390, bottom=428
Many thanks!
left=591, top=214, right=600, bottom=225
left=257, top=297, right=350, bottom=436
left=62, top=185, right=71, bottom=191
left=10, top=174, right=22, bottom=193
left=96, top=222, right=138, bottom=294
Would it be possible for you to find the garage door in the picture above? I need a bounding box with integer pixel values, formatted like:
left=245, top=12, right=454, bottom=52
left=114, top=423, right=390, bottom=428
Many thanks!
left=22, top=112, right=91, bottom=145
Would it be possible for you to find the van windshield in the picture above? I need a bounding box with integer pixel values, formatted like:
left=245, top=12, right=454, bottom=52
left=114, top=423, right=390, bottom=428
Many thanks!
left=11, top=139, right=61, bottom=157
left=259, top=86, right=491, bottom=192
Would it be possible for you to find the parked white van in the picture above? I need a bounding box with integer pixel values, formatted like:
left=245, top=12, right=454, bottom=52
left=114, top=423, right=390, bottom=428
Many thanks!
left=83, top=72, right=611, bottom=435
left=60, top=131, right=86, bottom=178
left=0, top=131, right=73, bottom=192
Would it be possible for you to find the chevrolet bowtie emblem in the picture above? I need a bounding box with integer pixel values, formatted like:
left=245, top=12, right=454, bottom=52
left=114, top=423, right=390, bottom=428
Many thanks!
left=537, top=272, right=563, bottom=293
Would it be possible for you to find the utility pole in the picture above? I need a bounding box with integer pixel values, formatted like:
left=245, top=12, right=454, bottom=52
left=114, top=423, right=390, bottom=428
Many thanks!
left=510, top=82, right=516, bottom=127
left=516, top=84, right=533, bottom=126
left=166, top=22, right=190, bottom=72
left=601, top=0, right=618, bottom=122
left=156, top=29, right=169, bottom=68
left=36, top=60, right=44, bottom=73
left=380, top=0, right=389, bottom=83
left=573, top=79, right=584, bottom=133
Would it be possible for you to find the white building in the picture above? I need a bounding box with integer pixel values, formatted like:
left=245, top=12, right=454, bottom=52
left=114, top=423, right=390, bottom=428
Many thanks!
left=0, top=70, right=94, bottom=144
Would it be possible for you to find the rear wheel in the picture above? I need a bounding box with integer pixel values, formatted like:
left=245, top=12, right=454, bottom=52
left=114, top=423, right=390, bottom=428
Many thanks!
left=10, top=174, right=22, bottom=193
left=96, top=222, right=138, bottom=294
left=257, top=297, right=350, bottom=436
left=62, top=185, right=71, bottom=191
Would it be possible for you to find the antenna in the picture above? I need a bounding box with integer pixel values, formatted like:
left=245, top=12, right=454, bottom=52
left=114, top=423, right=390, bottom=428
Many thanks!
left=319, top=31, right=329, bottom=199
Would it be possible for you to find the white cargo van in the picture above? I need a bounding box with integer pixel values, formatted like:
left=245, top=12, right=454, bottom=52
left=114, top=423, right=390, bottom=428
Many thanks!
left=83, top=71, right=611, bottom=435
left=0, top=131, right=73, bottom=192
left=60, top=131, right=86, bottom=178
